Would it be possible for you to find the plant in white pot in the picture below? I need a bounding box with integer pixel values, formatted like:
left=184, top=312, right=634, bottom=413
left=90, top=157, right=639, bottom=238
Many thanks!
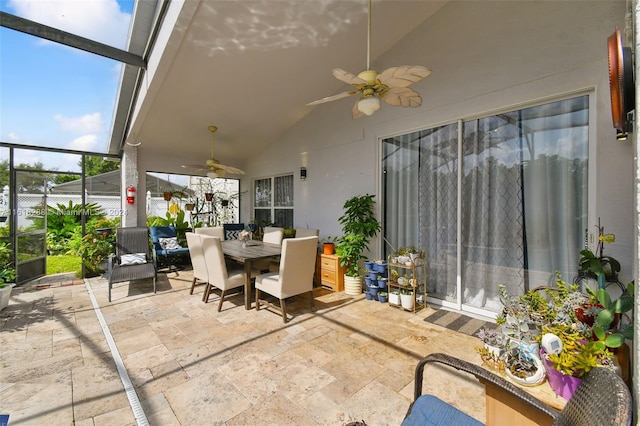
left=400, top=288, right=414, bottom=310
left=335, top=194, right=381, bottom=296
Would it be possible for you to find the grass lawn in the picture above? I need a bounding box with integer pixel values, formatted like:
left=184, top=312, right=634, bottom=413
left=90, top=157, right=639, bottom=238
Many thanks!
left=47, top=255, right=81, bottom=276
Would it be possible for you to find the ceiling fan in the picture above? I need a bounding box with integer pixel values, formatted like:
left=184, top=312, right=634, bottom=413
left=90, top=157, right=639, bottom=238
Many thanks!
left=307, top=0, right=431, bottom=119
left=183, top=126, right=245, bottom=178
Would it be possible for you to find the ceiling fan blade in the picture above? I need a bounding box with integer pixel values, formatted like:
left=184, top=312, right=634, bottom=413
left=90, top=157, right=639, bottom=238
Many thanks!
left=215, top=163, right=246, bottom=175
left=307, top=91, right=357, bottom=106
left=182, top=164, right=207, bottom=171
left=382, top=87, right=423, bottom=108
left=352, top=98, right=364, bottom=119
left=378, top=65, right=431, bottom=88
left=332, top=68, right=366, bottom=85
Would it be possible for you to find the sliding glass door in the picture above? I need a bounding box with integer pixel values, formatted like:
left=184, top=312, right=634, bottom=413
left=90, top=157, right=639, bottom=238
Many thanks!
left=383, top=95, right=589, bottom=315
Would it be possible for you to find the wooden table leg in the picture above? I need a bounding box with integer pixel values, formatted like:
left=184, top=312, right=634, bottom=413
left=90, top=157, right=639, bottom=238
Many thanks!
left=244, top=261, right=252, bottom=310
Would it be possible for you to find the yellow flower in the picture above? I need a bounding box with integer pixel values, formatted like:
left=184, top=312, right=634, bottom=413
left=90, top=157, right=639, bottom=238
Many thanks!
left=168, top=203, right=181, bottom=214
left=598, top=234, right=615, bottom=243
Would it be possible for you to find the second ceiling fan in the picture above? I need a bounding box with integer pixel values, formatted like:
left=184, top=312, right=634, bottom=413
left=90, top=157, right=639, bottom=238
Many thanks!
left=183, top=126, right=245, bottom=178
left=307, top=0, right=431, bottom=118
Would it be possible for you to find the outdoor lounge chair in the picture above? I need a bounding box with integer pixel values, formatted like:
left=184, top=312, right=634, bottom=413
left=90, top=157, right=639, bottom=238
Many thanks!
left=150, top=226, right=190, bottom=271
left=402, top=352, right=632, bottom=426
left=108, top=227, right=157, bottom=302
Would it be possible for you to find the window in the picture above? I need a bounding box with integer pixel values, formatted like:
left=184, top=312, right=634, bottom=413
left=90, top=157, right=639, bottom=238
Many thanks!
left=254, top=174, right=294, bottom=228
left=383, top=95, right=589, bottom=314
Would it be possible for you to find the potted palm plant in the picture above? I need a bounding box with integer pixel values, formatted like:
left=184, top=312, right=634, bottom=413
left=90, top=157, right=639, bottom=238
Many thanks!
left=334, top=194, right=381, bottom=296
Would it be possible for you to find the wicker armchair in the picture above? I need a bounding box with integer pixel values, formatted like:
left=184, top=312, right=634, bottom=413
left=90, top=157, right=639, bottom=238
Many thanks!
left=403, top=353, right=632, bottom=426
left=108, top=227, right=157, bottom=302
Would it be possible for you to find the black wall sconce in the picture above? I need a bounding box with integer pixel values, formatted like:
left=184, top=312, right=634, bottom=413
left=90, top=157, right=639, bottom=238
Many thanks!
left=300, top=167, right=307, bottom=180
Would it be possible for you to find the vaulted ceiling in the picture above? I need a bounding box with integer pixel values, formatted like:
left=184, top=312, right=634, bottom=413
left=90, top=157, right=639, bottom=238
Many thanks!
left=126, top=0, right=448, bottom=172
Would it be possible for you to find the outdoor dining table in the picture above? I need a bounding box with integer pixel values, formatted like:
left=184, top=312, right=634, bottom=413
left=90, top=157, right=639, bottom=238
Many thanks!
left=221, top=239, right=282, bottom=310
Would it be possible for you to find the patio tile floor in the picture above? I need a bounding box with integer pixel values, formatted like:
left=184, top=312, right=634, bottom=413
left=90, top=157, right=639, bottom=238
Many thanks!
left=1, top=270, right=486, bottom=425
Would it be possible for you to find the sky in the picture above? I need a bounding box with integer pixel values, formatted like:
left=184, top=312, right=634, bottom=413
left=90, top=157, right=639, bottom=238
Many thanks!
left=0, top=0, right=134, bottom=171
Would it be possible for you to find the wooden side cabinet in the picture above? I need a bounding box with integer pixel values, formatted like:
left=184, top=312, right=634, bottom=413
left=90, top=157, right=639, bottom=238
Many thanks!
left=316, top=253, right=345, bottom=292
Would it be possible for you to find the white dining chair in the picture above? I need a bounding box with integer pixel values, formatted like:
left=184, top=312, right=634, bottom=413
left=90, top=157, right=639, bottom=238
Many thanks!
left=295, top=228, right=319, bottom=238
left=195, top=226, right=225, bottom=239
left=201, top=235, right=246, bottom=311
left=186, top=232, right=208, bottom=296
left=262, top=226, right=284, bottom=245
left=255, top=236, right=318, bottom=323
left=254, top=226, right=285, bottom=271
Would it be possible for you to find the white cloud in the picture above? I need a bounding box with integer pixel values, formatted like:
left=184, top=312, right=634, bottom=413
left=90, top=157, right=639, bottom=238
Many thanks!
left=54, top=112, right=104, bottom=134
left=7, top=0, right=131, bottom=48
left=6, top=133, right=22, bottom=142
left=66, top=134, right=99, bottom=152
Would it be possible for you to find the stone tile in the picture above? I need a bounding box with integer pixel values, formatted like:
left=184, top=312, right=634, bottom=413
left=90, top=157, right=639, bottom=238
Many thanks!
left=227, top=392, right=311, bottom=425
left=71, top=365, right=130, bottom=421
left=92, top=405, right=136, bottom=426
left=0, top=381, right=73, bottom=425
left=164, top=371, right=252, bottom=424
left=340, top=380, right=410, bottom=425
left=3, top=271, right=488, bottom=425
left=266, top=360, right=336, bottom=404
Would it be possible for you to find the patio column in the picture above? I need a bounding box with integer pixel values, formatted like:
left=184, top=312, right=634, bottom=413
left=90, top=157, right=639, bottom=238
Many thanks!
left=122, top=143, right=138, bottom=227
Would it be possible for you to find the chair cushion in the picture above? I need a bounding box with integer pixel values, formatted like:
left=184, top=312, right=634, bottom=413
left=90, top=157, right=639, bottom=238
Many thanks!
left=255, top=272, right=281, bottom=297
left=402, top=395, right=484, bottom=426
left=159, top=237, right=182, bottom=250
left=120, top=253, right=147, bottom=265
left=223, top=223, right=244, bottom=240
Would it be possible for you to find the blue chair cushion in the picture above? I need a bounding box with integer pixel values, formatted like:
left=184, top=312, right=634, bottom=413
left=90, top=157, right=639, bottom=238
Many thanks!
left=150, top=226, right=189, bottom=255
left=402, top=395, right=484, bottom=426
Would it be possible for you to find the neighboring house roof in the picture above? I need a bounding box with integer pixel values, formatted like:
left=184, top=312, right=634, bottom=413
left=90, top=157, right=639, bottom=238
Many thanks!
left=50, top=170, right=186, bottom=196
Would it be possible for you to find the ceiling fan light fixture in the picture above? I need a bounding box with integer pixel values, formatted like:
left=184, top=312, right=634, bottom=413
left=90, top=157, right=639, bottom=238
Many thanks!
left=207, top=171, right=219, bottom=179
left=357, top=95, right=381, bottom=116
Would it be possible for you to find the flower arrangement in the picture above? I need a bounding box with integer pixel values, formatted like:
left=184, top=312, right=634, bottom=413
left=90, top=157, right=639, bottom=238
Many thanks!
left=239, top=230, right=251, bottom=242
left=477, top=271, right=633, bottom=399
left=578, top=219, right=620, bottom=289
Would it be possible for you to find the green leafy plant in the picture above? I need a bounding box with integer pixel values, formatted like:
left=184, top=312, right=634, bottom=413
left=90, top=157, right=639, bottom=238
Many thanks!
left=335, top=194, right=381, bottom=277
left=76, top=220, right=119, bottom=277
left=0, top=267, right=15, bottom=286
left=45, top=201, right=105, bottom=254
left=0, top=240, right=15, bottom=287
left=578, top=220, right=620, bottom=289
left=590, top=282, right=634, bottom=349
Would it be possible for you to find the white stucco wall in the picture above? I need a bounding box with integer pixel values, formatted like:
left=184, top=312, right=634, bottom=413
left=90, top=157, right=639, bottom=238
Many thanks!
left=134, top=0, right=637, bottom=412
left=238, top=1, right=633, bottom=277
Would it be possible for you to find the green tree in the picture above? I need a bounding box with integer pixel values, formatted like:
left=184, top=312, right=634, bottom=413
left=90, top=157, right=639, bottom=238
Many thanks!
left=14, top=162, right=52, bottom=193
left=84, top=156, right=120, bottom=176
left=52, top=156, right=120, bottom=184
left=0, top=159, right=8, bottom=188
